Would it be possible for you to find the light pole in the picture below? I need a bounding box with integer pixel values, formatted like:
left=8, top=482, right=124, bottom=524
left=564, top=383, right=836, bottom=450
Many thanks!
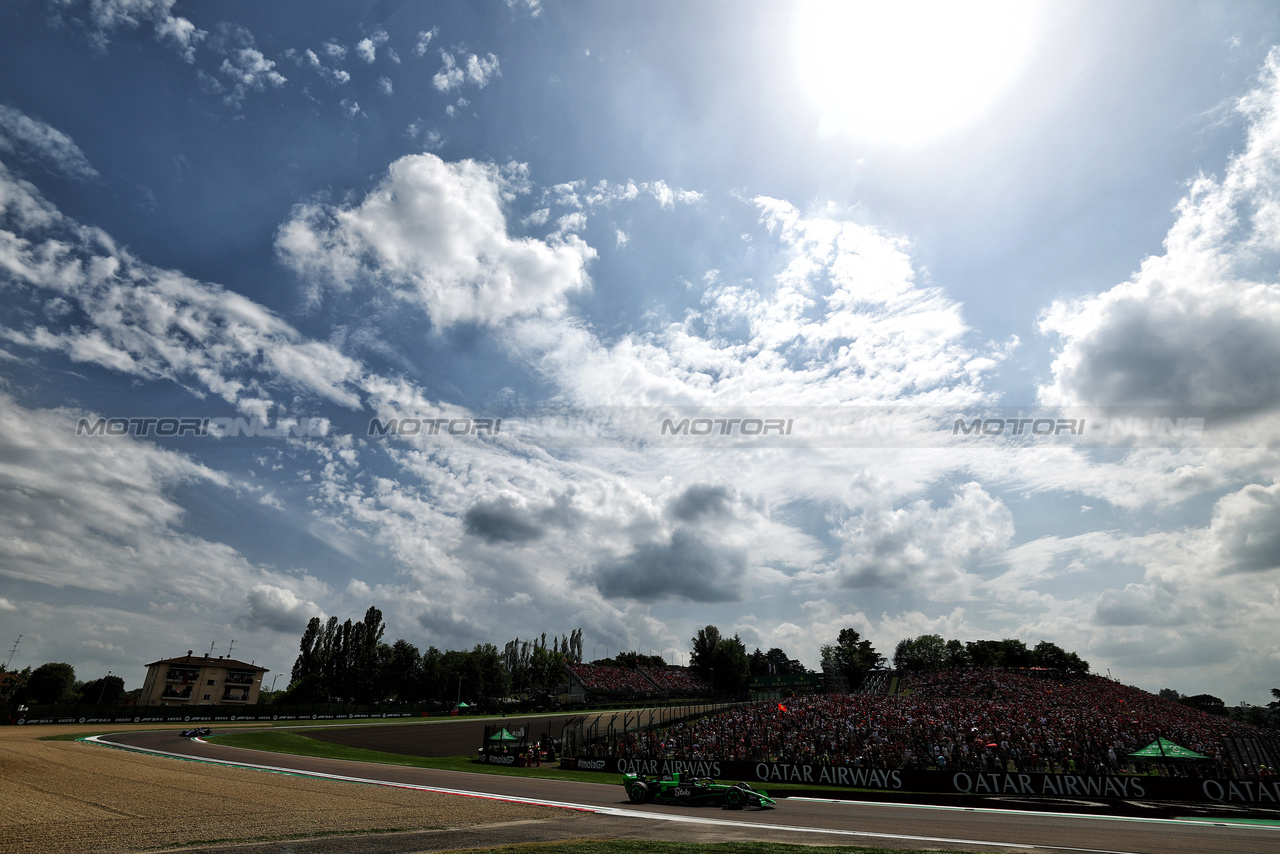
left=96, top=671, right=112, bottom=707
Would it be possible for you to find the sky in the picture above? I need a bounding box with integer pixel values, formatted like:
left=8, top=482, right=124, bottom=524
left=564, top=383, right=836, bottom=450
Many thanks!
left=1, top=0, right=1279, bottom=705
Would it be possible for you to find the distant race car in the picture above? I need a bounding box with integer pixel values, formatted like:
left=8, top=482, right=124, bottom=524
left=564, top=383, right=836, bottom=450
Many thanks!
left=180, top=726, right=212, bottom=737
left=622, top=771, right=776, bottom=809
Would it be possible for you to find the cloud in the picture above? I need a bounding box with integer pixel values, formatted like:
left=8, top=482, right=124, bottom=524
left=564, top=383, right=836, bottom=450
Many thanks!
left=220, top=48, right=286, bottom=92
left=356, top=30, right=389, bottom=64
left=463, top=492, right=547, bottom=543
left=288, top=48, right=351, bottom=84
left=238, top=584, right=324, bottom=633
left=1039, top=47, right=1280, bottom=410
left=0, top=160, right=365, bottom=413
left=0, top=105, right=99, bottom=179
left=1209, top=480, right=1280, bottom=573
left=590, top=529, right=748, bottom=603
left=511, top=196, right=995, bottom=408
left=0, top=391, right=320, bottom=608
left=667, top=484, right=734, bottom=522
left=207, top=25, right=286, bottom=107
left=50, top=0, right=206, bottom=62
left=1094, top=582, right=1191, bottom=627
left=275, top=153, right=595, bottom=328
left=820, top=480, right=1014, bottom=594
left=414, top=29, right=438, bottom=57
left=433, top=51, right=501, bottom=93
left=505, top=0, right=543, bottom=17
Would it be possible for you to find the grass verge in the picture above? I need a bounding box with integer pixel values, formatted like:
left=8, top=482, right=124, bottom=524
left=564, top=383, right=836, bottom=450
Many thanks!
left=210, top=729, right=622, bottom=783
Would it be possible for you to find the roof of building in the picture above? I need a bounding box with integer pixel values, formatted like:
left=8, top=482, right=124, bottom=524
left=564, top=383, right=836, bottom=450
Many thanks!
left=144, top=653, right=268, bottom=673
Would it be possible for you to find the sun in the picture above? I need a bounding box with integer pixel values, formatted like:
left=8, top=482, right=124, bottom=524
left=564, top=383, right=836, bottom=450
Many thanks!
left=792, top=0, right=1043, bottom=148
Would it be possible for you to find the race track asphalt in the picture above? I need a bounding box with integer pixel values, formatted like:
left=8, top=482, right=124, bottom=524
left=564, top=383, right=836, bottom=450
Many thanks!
left=98, top=721, right=1280, bottom=854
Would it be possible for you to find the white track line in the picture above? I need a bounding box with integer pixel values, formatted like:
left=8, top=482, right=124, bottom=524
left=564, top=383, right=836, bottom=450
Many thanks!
left=85, top=735, right=1220, bottom=854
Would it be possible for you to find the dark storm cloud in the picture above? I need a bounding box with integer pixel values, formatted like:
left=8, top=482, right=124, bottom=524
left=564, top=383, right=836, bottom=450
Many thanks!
left=667, top=483, right=734, bottom=523
left=462, top=489, right=580, bottom=544
left=1054, top=300, right=1280, bottom=408
left=463, top=494, right=545, bottom=543
left=589, top=529, right=746, bottom=603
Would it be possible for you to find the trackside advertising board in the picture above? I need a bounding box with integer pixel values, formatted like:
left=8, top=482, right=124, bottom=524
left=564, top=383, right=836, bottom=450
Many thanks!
left=558, top=757, right=1280, bottom=806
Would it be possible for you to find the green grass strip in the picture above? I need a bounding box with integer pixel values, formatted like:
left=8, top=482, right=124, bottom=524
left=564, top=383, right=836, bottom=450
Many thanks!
left=211, top=729, right=626, bottom=784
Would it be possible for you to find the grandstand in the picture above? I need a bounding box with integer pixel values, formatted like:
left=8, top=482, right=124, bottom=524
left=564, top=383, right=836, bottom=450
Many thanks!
left=563, top=662, right=712, bottom=701
left=593, top=668, right=1278, bottom=779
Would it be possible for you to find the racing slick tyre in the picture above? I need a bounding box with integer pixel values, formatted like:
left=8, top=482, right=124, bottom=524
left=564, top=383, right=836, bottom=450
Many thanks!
left=627, top=782, right=650, bottom=804
left=725, top=786, right=744, bottom=809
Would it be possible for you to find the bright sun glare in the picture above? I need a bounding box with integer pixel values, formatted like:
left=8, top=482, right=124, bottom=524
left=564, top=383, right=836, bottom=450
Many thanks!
left=793, top=0, right=1042, bottom=148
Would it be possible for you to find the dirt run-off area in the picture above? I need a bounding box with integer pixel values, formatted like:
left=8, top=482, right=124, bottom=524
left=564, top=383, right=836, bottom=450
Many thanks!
left=0, top=723, right=562, bottom=854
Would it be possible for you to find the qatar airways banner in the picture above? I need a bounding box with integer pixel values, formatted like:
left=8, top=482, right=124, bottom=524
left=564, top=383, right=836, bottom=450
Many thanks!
left=560, top=757, right=1280, bottom=806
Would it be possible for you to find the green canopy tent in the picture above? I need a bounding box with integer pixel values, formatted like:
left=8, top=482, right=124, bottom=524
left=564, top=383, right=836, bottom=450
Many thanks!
left=1126, top=738, right=1210, bottom=762
left=487, top=728, right=519, bottom=743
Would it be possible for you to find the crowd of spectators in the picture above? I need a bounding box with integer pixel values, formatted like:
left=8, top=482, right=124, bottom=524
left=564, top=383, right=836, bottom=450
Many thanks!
left=564, top=663, right=713, bottom=698
left=637, top=665, right=712, bottom=695
left=601, top=669, right=1270, bottom=778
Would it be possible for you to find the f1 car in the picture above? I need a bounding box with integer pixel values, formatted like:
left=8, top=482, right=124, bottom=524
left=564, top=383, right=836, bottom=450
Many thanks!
left=623, top=771, right=775, bottom=809
left=180, top=726, right=212, bottom=737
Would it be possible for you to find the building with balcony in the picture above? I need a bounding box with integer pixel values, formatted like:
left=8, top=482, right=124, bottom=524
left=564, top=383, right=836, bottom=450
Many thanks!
left=138, top=651, right=269, bottom=707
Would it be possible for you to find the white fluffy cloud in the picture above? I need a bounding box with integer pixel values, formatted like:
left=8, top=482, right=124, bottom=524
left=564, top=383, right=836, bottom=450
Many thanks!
left=275, top=154, right=595, bottom=327
left=51, top=0, right=205, bottom=61
left=512, top=196, right=997, bottom=409
left=1040, top=48, right=1280, bottom=410
left=0, top=159, right=365, bottom=414
left=432, top=51, right=501, bottom=93
left=814, top=480, right=1013, bottom=595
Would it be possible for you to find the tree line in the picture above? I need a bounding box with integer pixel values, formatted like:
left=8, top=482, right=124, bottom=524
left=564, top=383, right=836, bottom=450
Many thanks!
left=0, top=662, right=124, bottom=708
left=891, top=634, right=1090, bottom=675
left=686, top=626, right=1094, bottom=697
left=280, top=607, right=584, bottom=707
left=18, top=613, right=1279, bottom=730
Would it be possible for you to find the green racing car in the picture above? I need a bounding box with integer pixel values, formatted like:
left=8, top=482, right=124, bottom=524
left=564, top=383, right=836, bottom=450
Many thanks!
left=622, top=770, right=776, bottom=809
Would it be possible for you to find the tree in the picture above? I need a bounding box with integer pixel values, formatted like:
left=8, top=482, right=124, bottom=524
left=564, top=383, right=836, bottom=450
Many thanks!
left=291, top=616, right=322, bottom=684
left=418, top=646, right=444, bottom=705
left=763, top=647, right=805, bottom=675
left=383, top=639, right=421, bottom=702
left=1180, top=693, right=1227, bottom=716
left=689, top=625, right=722, bottom=680
left=276, top=674, right=326, bottom=704
left=820, top=629, right=884, bottom=691
left=25, top=662, right=76, bottom=705
left=527, top=644, right=565, bottom=698
left=893, top=634, right=947, bottom=671
left=79, top=673, right=125, bottom=707
left=996, top=638, right=1032, bottom=668
left=350, top=606, right=386, bottom=700
left=708, top=634, right=751, bottom=696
